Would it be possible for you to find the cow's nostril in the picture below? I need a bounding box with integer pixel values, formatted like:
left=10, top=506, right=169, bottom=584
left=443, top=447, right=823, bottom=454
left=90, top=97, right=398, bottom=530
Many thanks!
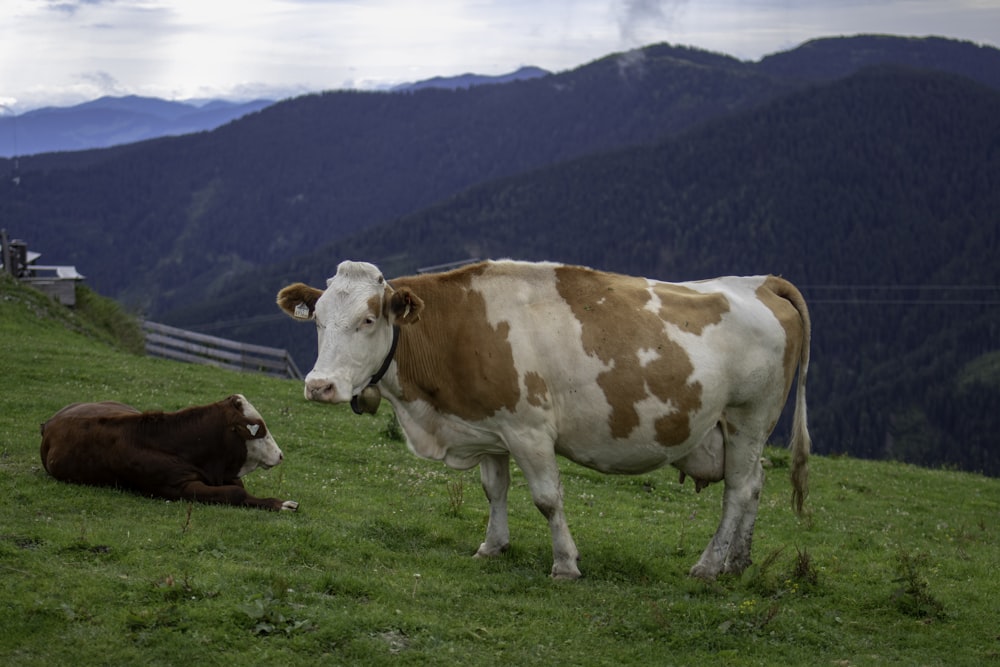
left=305, top=381, right=337, bottom=402
left=304, top=377, right=346, bottom=404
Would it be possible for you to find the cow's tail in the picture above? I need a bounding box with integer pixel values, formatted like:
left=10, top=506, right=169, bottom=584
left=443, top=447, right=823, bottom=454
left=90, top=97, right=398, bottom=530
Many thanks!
left=772, top=277, right=812, bottom=517
left=788, top=283, right=812, bottom=517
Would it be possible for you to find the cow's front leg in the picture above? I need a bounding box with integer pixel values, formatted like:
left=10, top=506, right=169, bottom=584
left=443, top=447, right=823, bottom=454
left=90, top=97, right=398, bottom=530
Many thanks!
left=474, top=453, right=511, bottom=558
left=513, top=447, right=580, bottom=579
left=177, top=480, right=298, bottom=511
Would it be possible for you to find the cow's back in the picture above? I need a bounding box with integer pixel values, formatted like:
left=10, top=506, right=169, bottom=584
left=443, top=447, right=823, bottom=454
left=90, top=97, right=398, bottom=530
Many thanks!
left=389, top=262, right=800, bottom=474
left=40, top=401, right=141, bottom=483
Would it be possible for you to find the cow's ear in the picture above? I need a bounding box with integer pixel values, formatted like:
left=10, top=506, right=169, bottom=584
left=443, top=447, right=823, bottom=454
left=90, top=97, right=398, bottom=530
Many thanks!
left=387, top=287, right=424, bottom=324
left=277, top=283, right=323, bottom=320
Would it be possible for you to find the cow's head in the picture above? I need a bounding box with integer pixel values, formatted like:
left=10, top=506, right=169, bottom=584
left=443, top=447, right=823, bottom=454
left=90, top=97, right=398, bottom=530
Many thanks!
left=277, top=261, right=423, bottom=405
left=226, top=394, right=285, bottom=476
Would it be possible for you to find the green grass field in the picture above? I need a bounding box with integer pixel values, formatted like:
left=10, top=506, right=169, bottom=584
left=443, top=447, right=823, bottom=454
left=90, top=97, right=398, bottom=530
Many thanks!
left=1, top=274, right=998, bottom=665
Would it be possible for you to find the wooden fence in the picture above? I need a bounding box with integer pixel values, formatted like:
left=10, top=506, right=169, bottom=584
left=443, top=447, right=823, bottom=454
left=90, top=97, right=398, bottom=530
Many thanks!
left=142, top=321, right=302, bottom=380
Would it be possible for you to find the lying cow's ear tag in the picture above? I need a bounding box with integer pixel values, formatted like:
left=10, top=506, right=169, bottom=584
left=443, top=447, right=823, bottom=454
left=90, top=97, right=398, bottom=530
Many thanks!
left=247, top=424, right=260, bottom=437
left=294, top=303, right=311, bottom=320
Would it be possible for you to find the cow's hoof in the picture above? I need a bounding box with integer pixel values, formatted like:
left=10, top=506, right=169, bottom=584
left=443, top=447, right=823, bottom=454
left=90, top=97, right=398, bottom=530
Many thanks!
left=281, top=500, right=299, bottom=511
left=688, top=563, right=720, bottom=580
left=473, top=542, right=510, bottom=558
left=551, top=568, right=582, bottom=580
left=723, top=558, right=751, bottom=576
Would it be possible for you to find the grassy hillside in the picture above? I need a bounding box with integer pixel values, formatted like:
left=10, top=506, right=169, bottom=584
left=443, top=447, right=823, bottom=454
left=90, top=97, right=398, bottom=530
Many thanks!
left=1, top=277, right=998, bottom=665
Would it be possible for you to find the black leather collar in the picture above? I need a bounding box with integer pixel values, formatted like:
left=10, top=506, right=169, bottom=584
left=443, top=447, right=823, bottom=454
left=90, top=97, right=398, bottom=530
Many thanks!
left=370, top=324, right=400, bottom=386
left=350, top=325, right=399, bottom=414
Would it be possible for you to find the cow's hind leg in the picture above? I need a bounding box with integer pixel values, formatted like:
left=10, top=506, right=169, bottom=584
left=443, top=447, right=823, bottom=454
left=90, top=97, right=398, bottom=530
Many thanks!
left=474, top=453, right=512, bottom=558
left=690, top=418, right=768, bottom=579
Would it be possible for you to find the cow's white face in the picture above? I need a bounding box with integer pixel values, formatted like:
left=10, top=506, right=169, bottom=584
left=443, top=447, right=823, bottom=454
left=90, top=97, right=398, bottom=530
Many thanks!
left=234, top=394, right=284, bottom=477
left=304, top=261, right=395, bottom=404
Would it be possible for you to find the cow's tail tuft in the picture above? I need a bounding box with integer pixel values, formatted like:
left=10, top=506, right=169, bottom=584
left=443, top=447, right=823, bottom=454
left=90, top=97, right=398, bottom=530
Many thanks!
left=783, top=282, right=812, bottom=517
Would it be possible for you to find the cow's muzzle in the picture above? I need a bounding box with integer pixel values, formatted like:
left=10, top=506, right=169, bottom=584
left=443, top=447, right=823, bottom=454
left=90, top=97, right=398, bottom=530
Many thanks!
left=304, top=378, right=341, bottom=403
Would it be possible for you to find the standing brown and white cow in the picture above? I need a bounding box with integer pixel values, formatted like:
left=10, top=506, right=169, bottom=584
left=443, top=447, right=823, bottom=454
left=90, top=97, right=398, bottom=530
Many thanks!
left=278, top=260, right=810, bottom=579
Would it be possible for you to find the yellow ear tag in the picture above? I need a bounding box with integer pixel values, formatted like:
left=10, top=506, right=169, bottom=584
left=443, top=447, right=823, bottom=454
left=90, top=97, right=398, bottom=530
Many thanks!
left=294, top=303, right=310, bottom=319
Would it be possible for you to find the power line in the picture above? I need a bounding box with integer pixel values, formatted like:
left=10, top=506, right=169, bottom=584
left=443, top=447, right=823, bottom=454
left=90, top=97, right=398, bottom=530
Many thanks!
left=175, top=284, right=999, bottom=332
left=184, top=313, right=289, bottom=332
left=801, top=284, right=999, bottom=305
left=801, top=284, right=999, bottom=291
left=808, top=299, right=1000, bottom=305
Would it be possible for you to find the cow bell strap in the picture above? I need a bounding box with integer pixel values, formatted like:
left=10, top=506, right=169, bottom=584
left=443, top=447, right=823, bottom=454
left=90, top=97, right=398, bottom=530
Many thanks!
left=370, top=325, right=400, bottom=386
left=350, top=325, right=399, bottom=416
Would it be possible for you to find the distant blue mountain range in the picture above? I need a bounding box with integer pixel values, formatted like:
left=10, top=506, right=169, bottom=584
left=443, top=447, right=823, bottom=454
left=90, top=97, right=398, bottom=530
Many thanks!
left=0, top=96, right=276, bottom=157
left=0, top=67, right=551, bottom=157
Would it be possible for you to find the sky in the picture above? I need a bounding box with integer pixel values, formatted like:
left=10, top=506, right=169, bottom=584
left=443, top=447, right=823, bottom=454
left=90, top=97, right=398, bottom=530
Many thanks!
left=1, top=0, right=999, bottom=112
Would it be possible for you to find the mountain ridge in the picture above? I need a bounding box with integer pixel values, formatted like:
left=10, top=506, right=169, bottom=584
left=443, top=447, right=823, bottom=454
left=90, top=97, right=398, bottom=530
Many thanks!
left=391, top=66, right=551, bottom=91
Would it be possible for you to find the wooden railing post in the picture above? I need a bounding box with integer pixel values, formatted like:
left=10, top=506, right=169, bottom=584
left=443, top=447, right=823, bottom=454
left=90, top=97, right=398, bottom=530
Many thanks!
left=142, top=320, right=302, bottom=380
left=1, top=229, right=12, bottom=277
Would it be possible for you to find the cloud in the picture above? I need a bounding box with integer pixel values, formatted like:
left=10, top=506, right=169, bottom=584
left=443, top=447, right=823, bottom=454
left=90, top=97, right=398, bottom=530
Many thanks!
left=617, top=0, right=687, bottom=46
left=614, top=1, right=689, bottom=79
left=76, top=71, right=126, bottom=96
left=3, top=0, right=999, bottom=111
left=44, top=0, right=110, bottom=16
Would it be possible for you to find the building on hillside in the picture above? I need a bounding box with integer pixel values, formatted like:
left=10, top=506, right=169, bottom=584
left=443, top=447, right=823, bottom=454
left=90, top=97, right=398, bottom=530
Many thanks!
left=1, top=230, right=85, bottom=306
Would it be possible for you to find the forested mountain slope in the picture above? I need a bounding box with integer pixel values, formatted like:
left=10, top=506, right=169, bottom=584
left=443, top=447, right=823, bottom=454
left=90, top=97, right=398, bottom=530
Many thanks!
left=0, top=43, right=786, bottom=314
left=2, top=36, right=996, bottom=317
left=165, top=66, right=1000, bottom=475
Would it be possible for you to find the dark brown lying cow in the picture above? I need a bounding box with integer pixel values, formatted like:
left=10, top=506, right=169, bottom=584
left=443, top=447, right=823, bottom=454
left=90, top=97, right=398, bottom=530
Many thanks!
left=40, top=394, right=298, bottom=511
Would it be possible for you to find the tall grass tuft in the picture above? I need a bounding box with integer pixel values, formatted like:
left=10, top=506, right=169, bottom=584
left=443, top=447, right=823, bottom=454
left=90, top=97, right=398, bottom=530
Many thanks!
left=891, top=548, right=946, bottom=619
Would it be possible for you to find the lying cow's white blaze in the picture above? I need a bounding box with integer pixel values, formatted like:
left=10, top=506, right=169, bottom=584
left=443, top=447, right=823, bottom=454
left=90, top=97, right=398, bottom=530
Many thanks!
left=277, top=260, right=811, bottom=579
left=234, top=394, right=285, bottom=477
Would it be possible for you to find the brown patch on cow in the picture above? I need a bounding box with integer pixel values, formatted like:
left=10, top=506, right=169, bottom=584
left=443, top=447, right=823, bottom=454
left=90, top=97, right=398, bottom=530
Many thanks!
left=653, top=283, right=729, bottom=335
left=756, top=276, right=806, bottom=396
left=555, top=266, right=729, bottom=446
left=524, top=371, right=549, bottom=407
left=366, top=293, right=381, bottom=320
left=392, top=265, right=520, bottom=421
